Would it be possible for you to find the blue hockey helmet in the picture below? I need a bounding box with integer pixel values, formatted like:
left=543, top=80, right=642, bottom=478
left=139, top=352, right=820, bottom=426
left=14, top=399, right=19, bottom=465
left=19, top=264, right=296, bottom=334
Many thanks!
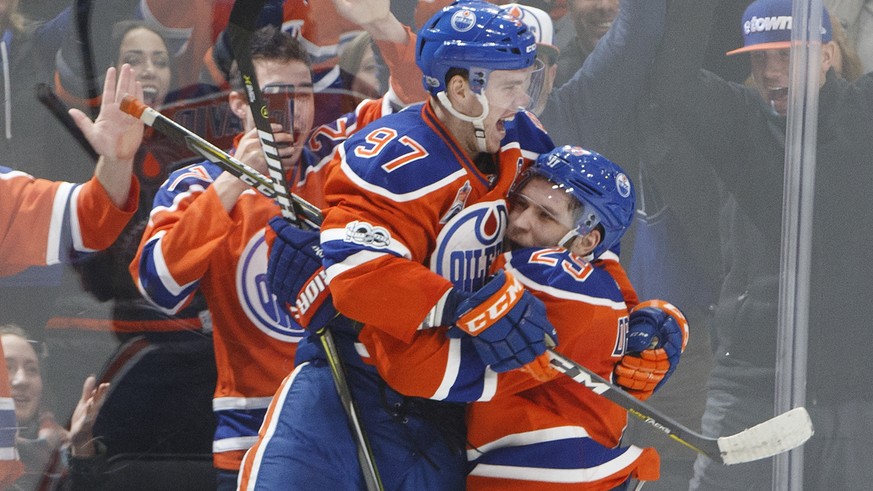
left=415, top=0, right=538, bottom=96
left=525, top=145, right=635, bottom=258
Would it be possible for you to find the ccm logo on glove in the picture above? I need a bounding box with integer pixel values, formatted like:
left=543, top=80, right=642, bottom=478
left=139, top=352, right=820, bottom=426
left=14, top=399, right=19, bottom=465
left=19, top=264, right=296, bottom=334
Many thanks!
left=456, top=273, right=525, bottom=335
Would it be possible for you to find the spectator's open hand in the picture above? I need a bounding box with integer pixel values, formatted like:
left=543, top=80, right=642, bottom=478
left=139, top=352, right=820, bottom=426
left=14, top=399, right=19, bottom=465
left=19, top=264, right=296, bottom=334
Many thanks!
left=68, top=376, right=110, bottom=457
left=69, top=64, right=145, bottom=164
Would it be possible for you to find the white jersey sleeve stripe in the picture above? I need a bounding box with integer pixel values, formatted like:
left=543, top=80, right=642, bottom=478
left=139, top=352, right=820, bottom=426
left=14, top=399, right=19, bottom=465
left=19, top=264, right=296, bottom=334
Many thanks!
left=46, top=182, right=75, bottom=265
left=431, top=337, right=463, bottom=400
left=511, top=266, right=628, bottom=310
left=68, top=184, right=97, bottom=254
left=212, top=396, right=274, bottom=411
left=468, top=426, right=591, bottom=461
left=470, top=445, right=645, bottom=483
left=339, top=155, right=466, bottom=203
left=324, top=249, right=395, bottom=283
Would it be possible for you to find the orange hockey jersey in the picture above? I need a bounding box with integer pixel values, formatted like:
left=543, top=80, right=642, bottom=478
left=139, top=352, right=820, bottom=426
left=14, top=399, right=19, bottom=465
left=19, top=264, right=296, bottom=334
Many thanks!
left=0, top=168, right=138, bottom=277
left=130, top=89, right=409, bottom=469
left=356, top=249, right=659, bottom=489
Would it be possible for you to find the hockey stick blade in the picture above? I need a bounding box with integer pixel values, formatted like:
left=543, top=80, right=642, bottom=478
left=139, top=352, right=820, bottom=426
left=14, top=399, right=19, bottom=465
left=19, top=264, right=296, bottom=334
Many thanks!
left=546, top=349, right=813, bottom=464
left=118, top=95, right=322, bottom=230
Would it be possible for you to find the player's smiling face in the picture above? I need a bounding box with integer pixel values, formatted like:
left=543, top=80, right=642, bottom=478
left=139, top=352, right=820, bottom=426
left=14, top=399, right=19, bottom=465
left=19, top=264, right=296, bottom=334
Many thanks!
left=481, top=67, right=535, bottom=153
left=507, top=176, right=578, bottom=249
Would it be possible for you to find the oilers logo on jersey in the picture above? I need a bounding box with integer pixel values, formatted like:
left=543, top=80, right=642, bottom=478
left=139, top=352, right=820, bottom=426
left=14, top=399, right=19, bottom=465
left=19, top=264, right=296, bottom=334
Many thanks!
left=237, top=230, right=305, bottom=342
left=431, top=200, right=508, bottom=293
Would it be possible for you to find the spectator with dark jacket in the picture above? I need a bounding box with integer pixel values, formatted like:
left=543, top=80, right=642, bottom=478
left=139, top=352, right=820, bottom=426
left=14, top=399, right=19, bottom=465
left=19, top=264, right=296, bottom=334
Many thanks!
left=650, top=0, right=873, bottom=488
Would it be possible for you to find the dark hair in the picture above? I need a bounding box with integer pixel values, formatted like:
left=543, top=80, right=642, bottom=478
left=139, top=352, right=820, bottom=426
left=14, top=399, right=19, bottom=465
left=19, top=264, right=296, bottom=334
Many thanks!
left=110, top=20, right=169, bottom=66
left=229, top=25, right=311, bottom=91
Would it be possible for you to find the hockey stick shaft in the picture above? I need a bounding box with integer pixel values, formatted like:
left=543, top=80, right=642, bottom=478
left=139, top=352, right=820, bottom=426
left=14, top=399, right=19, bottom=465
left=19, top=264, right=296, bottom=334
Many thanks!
left=546, top=348, right=813, bottom=465
left=36, top=83, right=99, bottom=162
left=226, top=0, right=300, bottom=225
left=118, top=95, right=322, bottom=229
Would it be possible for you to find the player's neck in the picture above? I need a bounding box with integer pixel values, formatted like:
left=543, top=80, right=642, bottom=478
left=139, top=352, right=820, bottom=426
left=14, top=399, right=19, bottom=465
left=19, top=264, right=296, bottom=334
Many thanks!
left=431, top=97, right=482, bottom=160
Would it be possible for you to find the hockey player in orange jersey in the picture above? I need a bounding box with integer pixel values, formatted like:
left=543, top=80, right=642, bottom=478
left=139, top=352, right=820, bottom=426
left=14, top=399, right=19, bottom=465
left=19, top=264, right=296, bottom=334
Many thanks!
left=131, top=10, right=427, bottom=487
left=238, top=2, right=560, bottom=489
left=350, top=145, right=688, bottom=490
left=258, top=144, right=688, bottom=489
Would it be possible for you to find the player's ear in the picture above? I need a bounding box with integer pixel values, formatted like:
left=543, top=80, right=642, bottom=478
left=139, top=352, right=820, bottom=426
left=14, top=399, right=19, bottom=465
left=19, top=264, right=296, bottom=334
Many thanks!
left=570, top=229, right=601, bottom=257
left=445, top=73, right=474, bottom=111
left=228, top=90, right=249, bottom=119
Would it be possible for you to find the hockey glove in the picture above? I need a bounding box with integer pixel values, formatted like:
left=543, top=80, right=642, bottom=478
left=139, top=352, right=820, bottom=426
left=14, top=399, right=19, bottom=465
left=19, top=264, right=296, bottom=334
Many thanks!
left=266, top=216, right=337, bottom=330
left=614, top=300, right=689, bottom=400
left=446, top=270, right=558, bottom=372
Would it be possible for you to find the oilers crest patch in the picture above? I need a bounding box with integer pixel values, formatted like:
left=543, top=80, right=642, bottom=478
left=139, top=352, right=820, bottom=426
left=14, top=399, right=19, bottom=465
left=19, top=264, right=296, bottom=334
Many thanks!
left=431, top=200, right=508, bottom=293
left=615, top=172, right=632, bottom=198
left=236, top=230, right=305, bottom=342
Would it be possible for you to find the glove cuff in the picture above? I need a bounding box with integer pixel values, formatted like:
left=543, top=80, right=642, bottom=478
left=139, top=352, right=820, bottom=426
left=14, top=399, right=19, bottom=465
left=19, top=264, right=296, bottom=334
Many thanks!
left=420, top=288, right=461, bottom=330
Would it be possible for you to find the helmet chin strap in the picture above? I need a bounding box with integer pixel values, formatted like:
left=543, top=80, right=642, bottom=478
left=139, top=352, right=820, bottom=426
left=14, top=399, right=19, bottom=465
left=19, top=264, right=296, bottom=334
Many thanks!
left=558, top=228, right=580, bottom=250
left=437, top=91, right=490, bottom=153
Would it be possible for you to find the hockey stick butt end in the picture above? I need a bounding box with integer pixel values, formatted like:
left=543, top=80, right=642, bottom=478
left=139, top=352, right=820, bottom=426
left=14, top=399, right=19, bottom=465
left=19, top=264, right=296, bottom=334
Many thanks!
left=717, top=407, right=814, bottom=465
left=119, top=95, right=146, bottom=118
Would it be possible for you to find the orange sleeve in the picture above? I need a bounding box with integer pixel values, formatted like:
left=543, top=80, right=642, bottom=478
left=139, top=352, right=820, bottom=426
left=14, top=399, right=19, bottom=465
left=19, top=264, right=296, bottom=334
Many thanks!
left=76, top=175, right=139, bottom=252
left=375, top=25, right=428, bottom=104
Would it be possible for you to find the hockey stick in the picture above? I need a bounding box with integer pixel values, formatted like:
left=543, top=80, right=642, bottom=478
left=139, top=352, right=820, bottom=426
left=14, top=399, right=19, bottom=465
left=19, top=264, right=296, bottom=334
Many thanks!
left=73, top=0, right=100, bottom=119
left=118, top=95, right=321, bottom=229
left=546, top=348, right=813, bottom=465
left=225, top=0, right=301, bottom=226
left=36, top=83, right=100, bottom=162
left=225, top=3, right=384, bottom=490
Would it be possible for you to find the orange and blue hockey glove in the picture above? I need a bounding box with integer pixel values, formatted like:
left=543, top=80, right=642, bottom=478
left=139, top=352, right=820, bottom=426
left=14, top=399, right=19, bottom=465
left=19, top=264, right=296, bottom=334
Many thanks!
left=445, top=270, right=558, bottom=372
left=614, top=299, right=689, bottom=400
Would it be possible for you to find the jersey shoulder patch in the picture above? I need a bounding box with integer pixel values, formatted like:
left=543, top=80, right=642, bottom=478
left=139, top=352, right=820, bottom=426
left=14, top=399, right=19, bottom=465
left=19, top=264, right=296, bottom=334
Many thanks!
left=153, top=162, right=222, bottom=208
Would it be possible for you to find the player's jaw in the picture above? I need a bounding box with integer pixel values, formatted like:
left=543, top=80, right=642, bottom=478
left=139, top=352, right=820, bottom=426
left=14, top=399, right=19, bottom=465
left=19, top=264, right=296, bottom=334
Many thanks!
left=483, top=107, right=521, bottom=154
